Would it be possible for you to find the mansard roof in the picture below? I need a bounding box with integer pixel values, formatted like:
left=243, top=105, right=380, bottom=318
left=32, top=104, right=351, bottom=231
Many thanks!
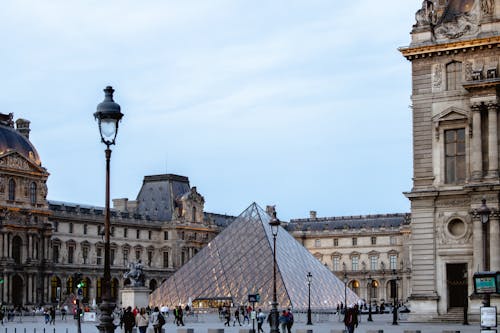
left=286, top=213, right=410, bottom=232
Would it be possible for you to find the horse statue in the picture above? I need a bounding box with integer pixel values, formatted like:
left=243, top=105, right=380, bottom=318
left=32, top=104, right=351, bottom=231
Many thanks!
left=123, top=260, right=145, bottom=287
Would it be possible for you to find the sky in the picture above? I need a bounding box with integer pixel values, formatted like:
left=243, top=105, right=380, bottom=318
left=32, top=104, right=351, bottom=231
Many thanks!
left=0, top=1, right=417, bottom=221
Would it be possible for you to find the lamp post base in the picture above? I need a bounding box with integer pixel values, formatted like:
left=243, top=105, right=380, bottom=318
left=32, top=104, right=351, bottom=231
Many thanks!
left=96, top=299, right=116, bottom=333
left=269, top=302, right=279, bottom=333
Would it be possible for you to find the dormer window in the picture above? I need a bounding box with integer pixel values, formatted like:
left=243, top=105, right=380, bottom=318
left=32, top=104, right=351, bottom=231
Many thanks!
left=446, top=61, right=462, bottom=90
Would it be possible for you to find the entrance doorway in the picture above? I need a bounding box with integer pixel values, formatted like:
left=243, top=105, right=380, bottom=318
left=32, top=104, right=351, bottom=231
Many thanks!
left=446, top=263, right=467, bottom=308
left=12, top=275, right=24, bottom=306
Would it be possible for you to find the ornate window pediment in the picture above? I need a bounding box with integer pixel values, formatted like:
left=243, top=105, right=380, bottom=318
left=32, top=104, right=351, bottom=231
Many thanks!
left=432, top=106, right=469, bottom=139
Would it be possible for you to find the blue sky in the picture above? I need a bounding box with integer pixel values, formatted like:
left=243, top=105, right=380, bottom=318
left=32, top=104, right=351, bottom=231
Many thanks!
left=0, top=1, right=416, bottom=221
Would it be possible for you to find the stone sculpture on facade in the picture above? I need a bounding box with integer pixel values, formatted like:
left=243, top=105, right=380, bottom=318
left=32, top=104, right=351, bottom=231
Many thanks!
left=123, top=260, right=145, bottom=287
left=415, top=0, right=436, bottom=27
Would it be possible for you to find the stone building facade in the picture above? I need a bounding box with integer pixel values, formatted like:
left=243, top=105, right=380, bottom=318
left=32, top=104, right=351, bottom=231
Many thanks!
left=0, top=113, right=234, bottom=307
left=286, top=212, right=411, bottom=307
left=400, top=0, right=500, bottom=322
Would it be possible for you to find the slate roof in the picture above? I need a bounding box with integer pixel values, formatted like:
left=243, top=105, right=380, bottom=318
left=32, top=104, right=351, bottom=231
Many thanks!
left=286, top=213, right=410, bottom=232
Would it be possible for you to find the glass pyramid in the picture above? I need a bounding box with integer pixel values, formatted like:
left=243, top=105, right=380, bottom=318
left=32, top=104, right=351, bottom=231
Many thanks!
left=149, top=203, right=359, bottom=310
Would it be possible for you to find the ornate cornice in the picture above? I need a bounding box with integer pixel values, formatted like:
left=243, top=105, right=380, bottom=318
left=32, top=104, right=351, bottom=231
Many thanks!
left=399, top=36, right=500, bottom=60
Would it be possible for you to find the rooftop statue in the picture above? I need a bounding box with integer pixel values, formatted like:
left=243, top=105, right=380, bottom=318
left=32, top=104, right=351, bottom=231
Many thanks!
left=124, top=260, right=145, bottom=287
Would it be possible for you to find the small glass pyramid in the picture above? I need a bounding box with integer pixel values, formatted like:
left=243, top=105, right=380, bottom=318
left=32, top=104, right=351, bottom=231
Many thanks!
left=149, top=203, right=359, bottom=310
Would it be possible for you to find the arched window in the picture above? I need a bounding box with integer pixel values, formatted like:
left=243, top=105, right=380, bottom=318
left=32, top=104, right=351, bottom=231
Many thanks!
left=30, top=182, right=37, bottom=205
left=8, top=179, right=15, bottom=201
left=446, top=61, right=462, bottom=90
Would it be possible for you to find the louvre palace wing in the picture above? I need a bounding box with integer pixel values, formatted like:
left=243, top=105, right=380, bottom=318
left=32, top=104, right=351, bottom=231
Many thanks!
left=149, top=203, right=359, bottom=310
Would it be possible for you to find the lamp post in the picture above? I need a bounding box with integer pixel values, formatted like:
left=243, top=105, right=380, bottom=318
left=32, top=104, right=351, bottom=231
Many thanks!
left=269, top=209, right=281, bottom=333
left=367, top=275, right=373, bottom=322
left=391, top=270, right=398, bottom=325
left=343, top=272, right=347, bottom=313
left=462, top=268, right=468, bottom=325
left=477, top=198, right=491, bottom=307
left=94, top=86, right=123, bottom=333
left=306, top=272, right=312, bottom=325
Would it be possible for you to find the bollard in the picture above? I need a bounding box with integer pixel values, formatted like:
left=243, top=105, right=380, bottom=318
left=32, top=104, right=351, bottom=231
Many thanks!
left=296, top=330, right=313, bottom=333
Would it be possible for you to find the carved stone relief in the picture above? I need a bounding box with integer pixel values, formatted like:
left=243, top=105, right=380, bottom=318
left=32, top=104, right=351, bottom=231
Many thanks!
left=434, top=1, right=480, bottom=40
left=481, top=0, right=494, bottom=15
left=432, top=63, right=443, bottom=92
left=437, top=215, right=472, bottom=245
left=464, top=61, right=473, bottom=81
left=415, top=0, right=437, bottom=27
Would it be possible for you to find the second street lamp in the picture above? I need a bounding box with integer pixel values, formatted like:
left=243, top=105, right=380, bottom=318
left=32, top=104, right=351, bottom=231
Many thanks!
left=306, top=272, right=313, bottom=325
left=269, top=209, right=281, bottom=333
left=367, top=275, right=373, bottom=322
left=94, top=86, right=123, bottom=333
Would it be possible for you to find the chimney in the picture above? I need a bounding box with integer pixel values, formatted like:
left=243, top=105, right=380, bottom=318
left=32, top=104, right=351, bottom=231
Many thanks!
left=310, top=210, right=317, bottom=219
left=16, top=118, right=31, bottom=139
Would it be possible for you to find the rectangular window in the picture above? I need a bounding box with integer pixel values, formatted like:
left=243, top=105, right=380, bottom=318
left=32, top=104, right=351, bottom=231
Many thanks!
left=69, top=223, right=73, bottom=234
left=83, top=224, right=87, bottom=235
left=111, top=227, right=115, bottom=237
left=53, top=221, right=59, bottom=232
left=446, top=61, right=462, bottom=91
left=351, top=257, right=359, bottom=271
left=82, top=247, right=88, bottom=264
left=110, top=249, right=115, bottom=266
left=136, top=230, right=140, bottom=239
left=164, top=231, right=168, bottom=240
left=371, top=236, right=376, bottom=245
left=333, top=238, right=338, bottom=247
left=53, top=246, right=59, bottom=263
left=123, top=250, right=129, bottom=266
left=370, top=256, right=378, bottom=270
left=124, top=228, right=128, bottom=238
left=97, top=248, right=102, bottom=265
left=390, top=255, right=398, bottom=270
left=445, top=128, right=466, bottom=184
left=68, top=246, right=74, bottom=264
left=314, top=239, right=321, bottom=247
left=135, top=250, right=141, bottom=261
left=352, top=237, right=357, bottom=246
left=147, top=251, right=153, bottom=267
left=163, top=252, right=169, bottom=268
left=148, top=231, right=152, bottom=240
left=332, top=257, right=339, bottom=271
left=97, top=225, right=102, bottom=236
left=390, top=236, right=397, bottom=245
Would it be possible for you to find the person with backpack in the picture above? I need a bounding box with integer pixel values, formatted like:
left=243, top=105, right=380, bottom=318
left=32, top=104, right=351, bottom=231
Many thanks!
left=256, top=309, right=266, bottom=333
left=286, top=309, right=294, bottom=333
left=343, top=305, right=359, bottom=333
left=150, top=306, right=165, bottom=333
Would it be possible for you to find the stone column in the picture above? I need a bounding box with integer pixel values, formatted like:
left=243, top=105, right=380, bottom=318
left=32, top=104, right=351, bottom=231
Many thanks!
left=471, top=104, right=483, bottom=181
left=473, top=217, right=484, bottom=272
left=27, top=274, right=33, bottom=304
left=27, top=234, right=32, bottom=259
left=490, top=213, right=500, bottom=271
left=486, top=102, right=499, bottom=178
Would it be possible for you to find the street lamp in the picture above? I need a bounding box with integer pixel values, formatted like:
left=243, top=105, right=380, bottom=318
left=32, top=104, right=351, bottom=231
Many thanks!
left=477, top=198, right=491, bottom=307
left=391, top=269, right=398, bottom=325
left=462, top=268, right=468, bottom=325
left=94, top=86, right=123, bottom=333
left=367, top=275, right=373, bottom=322
left=306, top=272, right=313, bottom=325
left=269, top=209, right=281, bottom=333
left=343, top=272, right=347, bottom=313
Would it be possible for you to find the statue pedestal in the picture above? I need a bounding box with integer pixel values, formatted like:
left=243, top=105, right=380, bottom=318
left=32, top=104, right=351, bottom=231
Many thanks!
left=121, top=287, right=150, bottom=309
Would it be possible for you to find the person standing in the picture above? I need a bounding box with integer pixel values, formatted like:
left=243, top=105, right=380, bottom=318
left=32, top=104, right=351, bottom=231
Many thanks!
left=279, top=310, right=288, bottom=333
left=177, top=305, right=185, bottom=326
left=286, top=309, right=293, bottom=333
left=343, top=305, right=359, bottom=333
left=135, top=308, right=149, bottom=333
left=49, top=307, right=56, bottom=325
left=122, top=306, right=136, bottom=333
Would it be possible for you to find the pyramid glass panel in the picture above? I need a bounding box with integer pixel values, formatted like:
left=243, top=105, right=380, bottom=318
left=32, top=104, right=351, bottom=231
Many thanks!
left=149, top=203, right=359, bottom=310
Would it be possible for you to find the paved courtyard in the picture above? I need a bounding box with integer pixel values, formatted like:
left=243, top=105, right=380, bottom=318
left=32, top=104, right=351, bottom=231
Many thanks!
left=0, top=312, right=483, bottom=333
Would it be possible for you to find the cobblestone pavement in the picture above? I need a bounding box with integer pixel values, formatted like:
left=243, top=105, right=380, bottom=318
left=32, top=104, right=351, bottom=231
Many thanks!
left=0, top=312, right=482, bottom=333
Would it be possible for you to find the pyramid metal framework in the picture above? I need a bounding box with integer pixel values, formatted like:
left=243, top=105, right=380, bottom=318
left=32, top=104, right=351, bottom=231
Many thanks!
left=149, top=203, right=359, bottom=310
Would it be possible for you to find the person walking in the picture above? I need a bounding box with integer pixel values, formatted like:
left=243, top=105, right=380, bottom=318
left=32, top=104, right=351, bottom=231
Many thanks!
left=256, top=309, right=265, bottom=333
left=150, top=306, right=163, bottom=333
left=233, top=307, right=242, bottom=326
left=135, top=307, right=149, bottom=333
left=223, top=307, right=231, bottom=326
left=343, top=305, right=359, bottom=333
left=122, top=306, right=136, bottom=333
